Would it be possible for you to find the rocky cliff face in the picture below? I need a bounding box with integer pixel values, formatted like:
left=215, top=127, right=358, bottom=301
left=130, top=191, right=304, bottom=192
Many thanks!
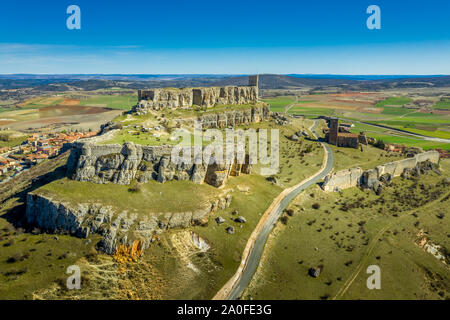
left=26, top=192, right=232, bottom=254
left=196, top=104, right=269, bottom=129
left=134, top=85, right=258, bottom=114
left=67, top=105, right=269, bottom=187
left=68, top=141, right=252, bottom=187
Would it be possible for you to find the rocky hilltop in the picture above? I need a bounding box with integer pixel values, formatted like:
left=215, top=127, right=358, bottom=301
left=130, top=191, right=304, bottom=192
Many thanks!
left=26, top=192, right=232, bottom=254
left=67, top=104, right=270, bottom=187
left=133, top=75, right=259, bottom=114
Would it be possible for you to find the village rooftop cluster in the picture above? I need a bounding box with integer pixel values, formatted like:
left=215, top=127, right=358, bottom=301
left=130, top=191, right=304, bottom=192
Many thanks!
left=0, top=130, right=97, bottom=182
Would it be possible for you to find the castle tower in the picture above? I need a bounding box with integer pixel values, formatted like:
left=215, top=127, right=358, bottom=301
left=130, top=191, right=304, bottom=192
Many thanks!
left=328, top=117, right=339, bottom=146
left=249, top=75, right=259, bottom=100
left=249, top=75, right=259, bottom=87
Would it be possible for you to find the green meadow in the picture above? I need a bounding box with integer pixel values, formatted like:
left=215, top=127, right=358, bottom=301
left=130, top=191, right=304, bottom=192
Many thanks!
left=375, top=97, right=413, bottom=108
left=79, top=94, right=138, bottom=110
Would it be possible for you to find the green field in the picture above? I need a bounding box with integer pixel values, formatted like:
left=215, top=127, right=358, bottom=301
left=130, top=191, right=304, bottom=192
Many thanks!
left=375, top=97, right=413, bottom=108
left=79, top=94, right=137, bottom=110
left=432, top=99, right=450, bottom=110
left=262, top=96, right=297, bottom=112
left=289, top=106, right=336, bottom=118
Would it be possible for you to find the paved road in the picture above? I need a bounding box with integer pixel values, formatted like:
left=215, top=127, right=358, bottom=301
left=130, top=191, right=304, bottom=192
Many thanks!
left=225, top=120, right=335, bottom=300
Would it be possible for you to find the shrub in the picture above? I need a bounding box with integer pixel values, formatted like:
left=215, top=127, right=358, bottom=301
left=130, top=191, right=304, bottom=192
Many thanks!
left=128, top=183, right=142, bottom=193
left=286, top=209, right=294, bottom=217
left=312, top=203, right=320, bottom=210
left=374, top=139, right=385, bottom=150
left=6, top=252, right=29, bottom=263
left=280, top=216, right=289, bottom=225
left=3, top=239, right=16, bottom=247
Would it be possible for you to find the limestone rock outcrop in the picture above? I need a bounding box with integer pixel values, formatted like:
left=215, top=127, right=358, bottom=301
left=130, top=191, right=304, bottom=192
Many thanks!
left=26, top=192, right=232, bottom=254
left=134, top=85, right=258, bottom=114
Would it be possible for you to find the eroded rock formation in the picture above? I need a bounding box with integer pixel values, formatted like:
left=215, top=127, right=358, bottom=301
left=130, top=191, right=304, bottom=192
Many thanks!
left=26, top=192, right=232, bottom=254
left=134, top=76, right=259, bottom=114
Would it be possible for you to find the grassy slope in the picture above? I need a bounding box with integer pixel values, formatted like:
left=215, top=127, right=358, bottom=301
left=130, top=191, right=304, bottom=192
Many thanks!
left=331, top=144, right=406, bottom=172
left=243, top=159, right=450, bottom=300
left=0, top=153, right=101, bottom=299
left=432, top=99, right=450, bottom=110
left=38, top=179, right=220, bottom=215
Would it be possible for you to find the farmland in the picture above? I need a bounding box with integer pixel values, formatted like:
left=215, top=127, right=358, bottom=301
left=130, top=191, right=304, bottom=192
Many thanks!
left=270, top=92, right=450, bottom=150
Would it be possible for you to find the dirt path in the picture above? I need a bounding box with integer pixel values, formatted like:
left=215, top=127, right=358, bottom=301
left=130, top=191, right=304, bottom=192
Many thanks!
left=333, top=190, right=450, bottom=300
left=284, top=96, right=298, bottom=113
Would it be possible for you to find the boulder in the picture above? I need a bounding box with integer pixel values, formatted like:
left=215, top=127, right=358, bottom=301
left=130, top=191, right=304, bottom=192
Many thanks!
left=235, top=216, right=247, bottom=223
left=308, top=266, right=323, bottom=278
left=226, top=226, right=235, bottom=234
left=215, top=216, right=226, bottom=225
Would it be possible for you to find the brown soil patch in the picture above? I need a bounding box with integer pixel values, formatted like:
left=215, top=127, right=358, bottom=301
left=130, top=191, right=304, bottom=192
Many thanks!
left=59, top=98, right=80, bottom=106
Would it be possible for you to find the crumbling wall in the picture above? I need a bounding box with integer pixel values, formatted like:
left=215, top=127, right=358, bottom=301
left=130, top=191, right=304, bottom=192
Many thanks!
left=322, top=167, right=363, bottom=191
left=137, top=88, right=193, bottom=110
left=322, top=150, right=440, bottom=192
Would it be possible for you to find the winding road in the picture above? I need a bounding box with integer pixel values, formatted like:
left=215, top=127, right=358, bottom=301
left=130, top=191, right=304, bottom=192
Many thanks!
left=213, top=120, right=334, bottom=300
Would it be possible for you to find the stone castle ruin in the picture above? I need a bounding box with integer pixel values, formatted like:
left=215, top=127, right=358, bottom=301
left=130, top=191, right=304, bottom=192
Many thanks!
left=25, top=76, right=266, bottom=254
left=133, top=75, right=259, bottom=113
left=64, top=75, right=268, bottom=189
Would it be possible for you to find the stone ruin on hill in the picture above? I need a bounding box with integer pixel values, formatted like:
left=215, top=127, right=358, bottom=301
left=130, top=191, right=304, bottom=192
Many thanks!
left=24, top=76, right=269, bottom=254
left=322, top=150, right=441, bottom=193
left=64, top=75, right=269, bottom=189
left=133, top=75, right=259, bottom=114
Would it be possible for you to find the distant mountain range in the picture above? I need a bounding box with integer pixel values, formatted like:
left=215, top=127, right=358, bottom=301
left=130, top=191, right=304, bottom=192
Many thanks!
left=0, top=74, right=449, bottom=91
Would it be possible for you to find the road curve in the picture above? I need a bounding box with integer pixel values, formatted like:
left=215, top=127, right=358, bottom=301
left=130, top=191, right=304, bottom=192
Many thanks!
left=213, top=120, right=334, bottom=300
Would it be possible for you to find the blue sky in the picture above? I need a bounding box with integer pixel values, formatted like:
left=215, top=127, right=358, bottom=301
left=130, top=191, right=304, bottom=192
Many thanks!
left=0, top=0, right=449, bottom=74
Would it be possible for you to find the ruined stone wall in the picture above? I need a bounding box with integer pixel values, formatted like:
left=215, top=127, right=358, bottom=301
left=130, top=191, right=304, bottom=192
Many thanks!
left=322, top=167, right=363, bottom=191
left=134, top=85, right=258, bottom=114
left=189, top=104, right=269, bottom=129
left=137, top=88, right=194, bottom=110
left=322, top=150, right=440, bottom=192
